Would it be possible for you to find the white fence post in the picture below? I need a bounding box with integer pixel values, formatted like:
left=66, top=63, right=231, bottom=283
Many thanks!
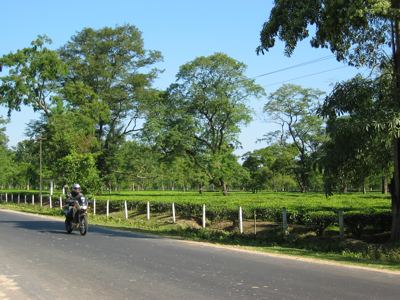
left=59, top=195, right=63, bottom=209
left=202, top=204, right=206, bottom=228
left=11, top=193, right=13, bottom=202
left=124, top=201, right=128, bottom=220
left=172, top=202, right=176, bottom=223
left=5, top=193, right=7, bottom=203
left=50, top=180, right=53, bottom=196
left=282, top=207, right=288, bottom=235
left=49, top=196, right=52, bottom=208
left=24, top=194, right=27, bottom=204
left=32, top=194, right=34, bottom=205
left=106, top=200, right=110, bottom=218
left=146, top=201, right=150, bottom=221
left=239, top=206, right=243, bottom=234
left=40, top=194, right=43, bottom=207
left=254, top=210, right=257, bottom=235
left=93, top=199, right=96, bottom=215
left=17, top=194, right=20, bottom=204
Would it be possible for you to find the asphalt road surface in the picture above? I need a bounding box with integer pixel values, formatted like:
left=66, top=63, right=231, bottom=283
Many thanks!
left=0, top=209, right=399, bottom=300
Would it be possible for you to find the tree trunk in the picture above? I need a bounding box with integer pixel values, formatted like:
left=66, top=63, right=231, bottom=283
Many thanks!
left=222, top=181, right=228, bottom=196
left=391, top=0, right=400, bottom=242
left=198, top=184, right=203, bottom=194
left=382, top=176, right=388, bottom=194
left=391, top=139, right=400, bottom=241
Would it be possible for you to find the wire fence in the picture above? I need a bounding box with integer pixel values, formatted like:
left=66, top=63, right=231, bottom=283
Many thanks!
left=0, top=192, right=391, bottom=239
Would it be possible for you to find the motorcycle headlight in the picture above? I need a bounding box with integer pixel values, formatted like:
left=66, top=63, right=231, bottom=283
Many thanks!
left=81, top=205, right=88, bottom=210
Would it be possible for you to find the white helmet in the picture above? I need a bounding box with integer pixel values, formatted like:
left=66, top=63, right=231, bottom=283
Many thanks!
left=72, top=183, right=81, bottom=190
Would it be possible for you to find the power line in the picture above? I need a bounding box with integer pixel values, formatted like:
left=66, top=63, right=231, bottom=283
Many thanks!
left=263, top=66, right=348, bottom=87
left=252, top=55, right=334, bottom=79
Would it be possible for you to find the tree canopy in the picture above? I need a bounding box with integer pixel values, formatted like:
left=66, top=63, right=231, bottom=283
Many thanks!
left=150, top=53, right=264, bottom=194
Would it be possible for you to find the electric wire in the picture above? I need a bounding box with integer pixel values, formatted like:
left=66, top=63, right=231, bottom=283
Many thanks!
left=263, top=66, right=348, bottom=87
left=252, top=55, right=334, bottom=79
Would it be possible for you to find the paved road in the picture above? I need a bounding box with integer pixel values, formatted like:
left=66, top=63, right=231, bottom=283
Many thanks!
left=0, top=210, right=399, bottom=300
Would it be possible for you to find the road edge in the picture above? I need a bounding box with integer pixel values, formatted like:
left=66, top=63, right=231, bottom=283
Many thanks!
left=2, top=208, right=400, bottom=276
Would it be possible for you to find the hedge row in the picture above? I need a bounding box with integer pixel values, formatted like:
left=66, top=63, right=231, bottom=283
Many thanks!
left=90, top=199, right=392, bottom=236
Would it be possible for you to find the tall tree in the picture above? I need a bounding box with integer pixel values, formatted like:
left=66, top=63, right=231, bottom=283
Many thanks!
left=151, top=53, right=264, bottom=195
left=0, top=36, right=67, bottom=116
left=321, top=75, right=393, bottom=194
left=257, top=0, right=400, bottom=241
left=25, top=108, right=99, bottom=185
left=59, top=25, right=162, bottom=183
left=264, top=84, right=325, bottom=192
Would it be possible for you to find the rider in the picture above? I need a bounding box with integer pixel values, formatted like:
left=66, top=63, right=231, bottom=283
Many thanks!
left=66, top=183, right=85, bottom=222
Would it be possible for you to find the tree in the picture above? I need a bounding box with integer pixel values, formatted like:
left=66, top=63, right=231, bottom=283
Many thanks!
left=8, top=140, right=35, bottom=189
left=114, top=141, right=160, bottom=190
left=264, top=84, right=325, bottom=192
left=56, top=152, right=101, bottom=195
left=59, top=25, right=162, bottom=182
left=243, top=143, right=298, bottom=192
left=0, top=118, right=13, bottom=187
left=0, top=36, right=67, bottom=116
left=151, top=53, right=264, bottom=194
left=321, top=75, right=393, bottom=194
left=242, top=151, right=271, bottom=193
left=25, top=108, right=99, bottom=182
left=257, top=0, right=400, bottom=241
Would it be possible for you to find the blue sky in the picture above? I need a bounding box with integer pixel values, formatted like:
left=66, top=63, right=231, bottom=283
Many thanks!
left=0, top=0, right=365, bottom=155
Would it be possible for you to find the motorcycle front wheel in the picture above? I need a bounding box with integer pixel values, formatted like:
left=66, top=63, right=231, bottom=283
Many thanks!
left=79, top=214, right=88, bottom=236
left=65, top=219, right=73, bottom=234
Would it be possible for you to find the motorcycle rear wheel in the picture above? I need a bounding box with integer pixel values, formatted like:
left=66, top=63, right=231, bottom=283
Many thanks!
left=79, top=215, right=88, bottom=236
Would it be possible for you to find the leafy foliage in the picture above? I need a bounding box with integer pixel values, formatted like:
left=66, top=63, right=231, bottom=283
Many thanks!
left=0, top=118, right=13, bottom=187
left=320, top=74, right=393, bottom=193
left=264, top=84, right=326, bottom=192
left=59, top=25, right=163, bottom=182
left=0, top=36, right=67, bottom=116
left=257, top=0, right=392, bottom=67
left=56, top=152, right=101, bottom=195
left=149, top=53, right=264, bottom=194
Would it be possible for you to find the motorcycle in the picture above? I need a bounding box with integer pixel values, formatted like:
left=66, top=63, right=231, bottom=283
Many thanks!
left=64, top=197, right=88, bottom=235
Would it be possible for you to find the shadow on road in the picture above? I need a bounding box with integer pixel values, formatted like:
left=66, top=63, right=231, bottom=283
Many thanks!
left=0, top=218, right=160, bottom=239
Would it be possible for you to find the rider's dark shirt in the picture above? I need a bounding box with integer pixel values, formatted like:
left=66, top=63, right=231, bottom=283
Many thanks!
left=67, top=192, right=84, bottom=205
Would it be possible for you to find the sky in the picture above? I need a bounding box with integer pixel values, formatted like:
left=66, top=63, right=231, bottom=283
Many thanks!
left=0, top=0, right=367, bottom=156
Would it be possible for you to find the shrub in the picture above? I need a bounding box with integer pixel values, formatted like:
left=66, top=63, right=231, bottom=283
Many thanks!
left=344, top=209, right=391, bottom=237
left=303, top=211, right=337, bottom=235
